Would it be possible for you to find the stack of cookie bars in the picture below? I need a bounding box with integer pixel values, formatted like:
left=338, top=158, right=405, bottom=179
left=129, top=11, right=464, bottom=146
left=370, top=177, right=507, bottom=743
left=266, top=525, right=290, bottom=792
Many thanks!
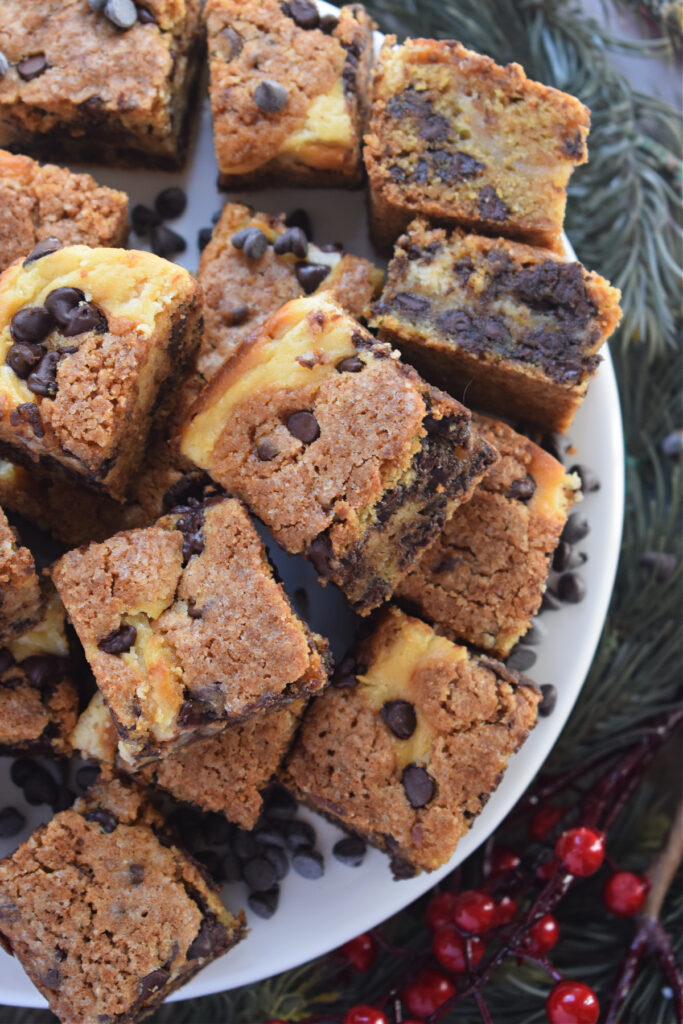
left=0, top=1, right=622, bottom=1020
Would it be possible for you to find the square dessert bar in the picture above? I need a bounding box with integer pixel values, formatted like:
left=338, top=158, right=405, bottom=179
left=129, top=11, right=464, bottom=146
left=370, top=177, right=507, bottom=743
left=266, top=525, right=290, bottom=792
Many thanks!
left=52, top=496, right=329, bottom=767
left=371, top=222, right=622, bottom=432
left=180, top=294, right=497, bottom=614
left=206, top=0, right=374, bottom=187
left=198, top=201, right=384, bottom=379
left=0, top=243, right=202, bottom=500
left=0, top=504, right=42, bottom=642
left=0, top=587, right=78, bottom=757
left=0, top=777, right=245, bottom=1024
left=74, top=690, right=307, bottom=830
left=0, top=0, right=203, bottom=168
left=0, top=150, right=129, bottom=275
left=283, top=607, right=540, bottom=876
left=397, top=416, right=579, bottom=657
left=364, top=38, right=591, bottom=253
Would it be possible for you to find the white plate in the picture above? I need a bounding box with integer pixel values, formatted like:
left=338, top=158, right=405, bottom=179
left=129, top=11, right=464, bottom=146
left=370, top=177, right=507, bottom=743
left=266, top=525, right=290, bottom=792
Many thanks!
left=0, top=3, right=624, bottom=1008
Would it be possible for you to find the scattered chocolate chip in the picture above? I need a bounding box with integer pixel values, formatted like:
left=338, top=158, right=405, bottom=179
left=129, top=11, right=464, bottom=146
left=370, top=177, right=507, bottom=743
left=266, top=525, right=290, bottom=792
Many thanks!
left=333, top=835, right=366, bottom=867
left=0, top=648, right=14, bottom=674
left=243, top=856, right=278, bottom=892
left=256, top=438, right=279, bottom=461
left=286, top=410, right=320, bottom=443
left=561, top=513, right=590, bottom=545
left=552, top=541, right=571, bottom=572
left=319, top=13, right=339, bottom=32
left=150, top=224, right=186, bottom=258
left=51, top=785, right=75, bottom=812
left=175, top=505, right=205, bottom=561
left=393, top=291, right=430, bottom=317
left=507, top=475, right=536, bottom=501
left=221, top=852, right=241, bottom=883
left=524, top=619, right=546, bottom=646
left=230, top=227, right=253, bottom=249
left=381, top=700, right=417, bottom=740
left=331, top=656, right=358, bottom=689
left=166, top=807, right=203, bottom=848
left=18, top=54, right=48, bottom=81
left=292, top=847, right=324, bottom=880
left=419, top=114, right=450, bottom=142
left=248, top=886, right=279, bottom=919
left=198, top=227, right=213, bottom=251
left=131, top=204, right=161, bottom=236
left=402, top=764, right=435, bottom=808
left=5, top=342, right=44, bottom=379
left=243, top=228, right=269, bottom=260
left=541, top=589, right=562, bottom=611
left=273, top=226, right=309, bottom=258
left=285, top=819, right=316, bottom=852
left=263, top=784, right=298, bottom=822
left=44, top=287, right=86, bottom=328
left=232, top=828, right=258, bottom=860
left=254, top=79, right=289, bottom=113
left=62, top=302, right=108, bottom=337
left=0, top=52, right=9, bottom=78
left=0, top=807, right=25, bottom=839
left=263, top=845, right=289, bottom=881
left=27, top=351, right=60, bottom=398
left=661, top=429, right=683, bottom=458
left=639, top=550, right=676, bottom=581
left=84, top=808, right=118, bottom=833
left=136, top=6, right=157, bottom=24
left=187, top=916, right=228, bottom=959
left=337, top=356, right=363, bottom=373
left=98, top=624, right=137, bottom=655
left=155, top=186, right=187, bottom=219
left=89, top=0, right=107, bottom=9
left=22, top=655, right=68, bottom=692
left=24, top=768, right=57, bottom=807
left=202, top=812, right=232, bottom=846
left=10, top=307, right=55, bottom=344
left=506, top=646, right=537, bottom=672
left=569, top=463, right=600, bottom=493
left=76, top=764, right=101, bottom=791
left=390, top=855, right=416, bottom=880
left=187, top=599, right=204, bottom=620
left=287, top=0, right=320, bottom=28
left=539, top=684, right=557, bottom=717
left=478, top=185, right=510, bottom=222
left=104, top=0, right=138, bottom=30
left=557, top=572, right=586, bottom=603
left=295, top=262, right=330, bottom=294
left=195, top=849, right=222, bottom=878
left=284, top=209, right=312, bottom=239
left=177, top=696, right=216, bottom=728
left=10, top=757, right=36, bottom=787
left=138, top=968, right=169, bottom=999
left=23, top=237, right=62, bottom=266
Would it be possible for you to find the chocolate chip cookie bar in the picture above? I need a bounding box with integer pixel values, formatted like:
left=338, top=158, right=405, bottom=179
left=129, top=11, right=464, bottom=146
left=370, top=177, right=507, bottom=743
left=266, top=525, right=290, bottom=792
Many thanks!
left=181, top=294, right=497, bottom=614
left=74, top=690, right=307, bottom=830
left=364, top=38, right=591, bottom=253
left=0, top=150, right=129, bottom=275
left=397, top=416, right=579, bottom=657
left=198, top=202, right=384, bottom=378
left=206, top=0, right=374, bottom=187
left=52, top=496, right=329, bottom=767
left=0, top=587, right=77, bottom=757
left=0, top=505, right=43, bottom=642
left=0, top=777, right=246, bottom=1024
left=283, top=606, right=540, bottom=876
left=0, top=0, right=203, bottom=168
left=0, top=243, right=202, bottom=501
left=371, top=222, right=622, bottom=432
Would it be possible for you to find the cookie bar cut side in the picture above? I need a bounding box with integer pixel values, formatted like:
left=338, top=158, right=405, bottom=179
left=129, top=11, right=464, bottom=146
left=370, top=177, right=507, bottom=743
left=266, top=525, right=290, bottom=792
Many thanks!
left=0, top=504, right=43, bottom=643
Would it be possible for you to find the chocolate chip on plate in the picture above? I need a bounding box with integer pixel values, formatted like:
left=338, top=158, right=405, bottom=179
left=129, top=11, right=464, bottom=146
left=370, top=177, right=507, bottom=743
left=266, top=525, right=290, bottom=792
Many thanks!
left=202, top=811, right=232, bottom=846
left=333, top=835, right=367, bottom=867
left=23, top=237, right=62, bottom=265
left=254, top=824, right=287, bottom=849
left=541, top=589, right=562, bottom=612
left=557, top=572, right=586, bottom=604
left=104, top=0, right=138, bottom=30
left=17, top=54, right=48, bottom=81
left=27, top=351, right=60, bottom=399
left=24, top=767, right=58, bottom=807
left=50, top=785, right=75, bottom=812
left=44, top=287, right=86, bottom=327
left=62, top=302, right=108, bottom=337
left=284, top=208, right=312, bottom=239
left=402, top=764, right=435, bottom=808
left=288, top=0, right=320, bottom=28
left=295, top=262, right=330, bottom=294
left=0, top=806, right=26, bottom=839
left=97, top=624, right=137, bottom=655
left=242, top=856, right=278, bottom=892
left=254, top=79, right=289, bottom=113
left=292, top=847, right=324, bottom=880
left=337, top=355, right=364, bottom=373
left=286, top=410, right=320, bottom=443
left=198, top=227, right=213, bottom=251
left=538, top=684, right=557, bottom=717
left=561, top=513, right=590, bottom=545
left=221, top=852, right=241, bottom=883
left=10, top=757, right=36, bottom=788
left=263, top=845, right=289, bottom=880
left=5, top=343, right=44, bottom=379
left=263, top=784, right=298, bottom=821
left=381, top=699, right=417, bottom=740
left=233, top=828, right=259, bottom=860
left=569, top=463, right=600, bottom=493
left=10, top=307, right=55, bottom=344
left=506, top=645, right=537, bottom=672
left=131, top=204, right=161, bottom=236
left=75, top=764, right=101, bottom=791
left=284, top=819, right=316, bottom=851
left=150, top=224, right=186, bottom=258
left=523, top=618, right=546, bottom=646
left=155, top=186, right=187, bottom=220
left=248, top=885, right=280, bottom=919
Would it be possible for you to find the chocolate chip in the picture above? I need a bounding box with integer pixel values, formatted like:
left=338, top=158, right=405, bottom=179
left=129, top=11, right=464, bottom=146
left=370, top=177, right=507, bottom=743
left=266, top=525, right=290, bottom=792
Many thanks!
left=295, top=262, right=330, bottom=293
left=24, top=768, right=57, bottom=807
left=478, top=185, right=510, bottom=222
left=23, top=237, right=62, bottom=265
left=331, top=655, right=358, bottom=689
left=569, top=464, right=600, bottom=493
left=541, top=589, right=562, bottom=611
left=5, top=342, right=44, bottom=379
left=0, top=807, right=25, bottom=839
left=243, top=229, right=269, bottom=260
left=263, top=845, right=289, bottom=881
left=0, top=52, right=8, bottom=78
left=221, top=852, right=241, bottom=883
left=104, top=0, right=138, bottom=30
left=292, top=847, right=324, bottom=879
left=308, top=533, right=333, bottom=577
left=44, top=287, right=86, bottom=328
left=254, top=824, right=287, bottom=849
left=222, top=25, right=243, bottom=60
left=187, top=916, right=228, bottom=959
left=273, top=227, right=309, bottom=258
left=76, top=764, right=101, bottom=791
left=419, top=114, right=450, bottom=142
left=198, top=227, right=213, bottom=251
left=10, top=307, right=55, bottom=344
left=18, top=54, right=48, bottom=81
left=98, top=624, right=137, bottom=655
left=26, top=351, right=59, bottom=398
left=150, top=224, right=186, bottom=258
left=22, top=654, right=68, bottom=692
left=286, top=410, right=320, bottom=443
left=175, top=506, right=205, bottom=561
left=256, top=438, right=279, bottom=461
left=195, top=849, right=222, bottom=878
left=507, top=475, right=536, bottom=501
left=524, top=619, right=546, bottom=646
left=561, top=513, right=590, bottom=545
left=254, top=79, right=289, bottom=113
left=393, top=292, right=431, bottom=317
left=139, top=968, right=169, bottom=999
left=506, top=646, right=537, bottom=672
left=333, top=835, right=366, bottom=867
left=248, top=886, right=279, bottom=919
left=337, top=356, right=363, bottom=373
left=131, top=204, right=161, bottom=236
left=287, top=0, right=320, bottom=27
left=84, top=808, right=118, bottom=833
left=263, top=784, right=298, bottom=821
left=44, top=968, right=61, bottom=989
left=9, top=402, right=44, bottom=437
left=242, top=856, right=278, bottom=892
left=230, top=227, right=253, bottom=249
left=402, top=764, right=435, bottom=808
left=0, top=648, right=14, bottom=674
left=390, top=855, right=416, bottom=880
left=539, top=684, right=557, bottom=717
left=284, top=819, right=316, bottom=851
left=639, top=551, right=676, bottom=581
left=284, top=209, right=312, bottom=239
left=10, top=757, right=36, bottom=787
left=553, top=541, right=571, bottom=572
left=233, top=828, right=259, bottom=860
left=557, top=572, right=586, bottom=603
left=661, top=429, right=683, bottom=458
left=62, top=302, right=108, bottom=337
left=155, top=187, right=187, bottom=219
left=136, top=6, right=157, bottom=24
left=319, top=14, right=339, bottom=32
left=51, top=785, right=75, bottom=812
left=166, top=807, right=204, bottom=849
left=381, top=700, right=417, bottom=739
left=202, top=811, right=232, bottom=846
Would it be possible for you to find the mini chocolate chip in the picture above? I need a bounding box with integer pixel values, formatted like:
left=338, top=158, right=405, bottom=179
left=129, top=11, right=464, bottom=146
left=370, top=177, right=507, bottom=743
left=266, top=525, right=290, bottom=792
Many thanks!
left=557, top=572, right=586, bottom=603
left=284, top=209, right=312, bottom=239
left=0, top=807, right=25, bottom=839
left=10, top=307, right=55, bottom=344
left=248, top=886, right=279, bottom=919
left=263, top=784, right=298, bottom=821
left=292, top=847, right=324, bottom=879
left=22, top=654, right=68, bottom=692
left=524, top=619, right=546, bottom=646
left=44, top=287, right=87, bottom=328
left=256, top=438, right=279, bottom=461
left=333, top=835, right=366, bottom=867
left=198, top=227, right=213, bottom=251
left=263, top=845, right=289, bottom=881
left=541, top=589, right=562, bottom=611
left=85, top=808, right=118, bottom=833
left=308, top=533, right=333, bottom=577
left=62, top=302, right=108, bottom=337
left=243, top=856, right=278, bottom=892
left=24, top=768, right=57, bottom=807
left=187, top=916, right=228, bottom=959
left=0, top=52, right=8, bottom=78
left=98, top=624, right=137, bottom=655
left=187, top=599, right=204, bottom=620
left=319, top=13, right=339, bottom=32
left=76, top=764, right=101, bottom=791
left=139, top=968, right=169, bottom=999
left=27, top=351, right=59, bottom=398
left=553, top=540, right=571, bottom=572
left=255, top=824, right=287, bottom=849
left=155, top=186, right=187, bottom=219
left=273, top=227, right=309, bottom=258
left=286, top=410, right=320, bottom=443
left=288, top=0, right=320, bottom=28
left=331, top=655, right=358, bottom=689
left=639, top=551, right=676, bottom=581
left=507, top=475, right=536, bottom=501
left=5, top=342, right=44, bottom=379
left=506, top=646, right=537, bottom=672
left=243, top=228, right=268, bottom=260
left=337, top=356, right=363, bottom=373
left=254, top=79, right=289, bottom=113
left=104, top=0, right=138, bottom=30
left=661, top=429, right=683, bottom=458
left=136, top=6, right=157, bottom=24
left=381, top=700, right=417, bottom=740
left=150, top=224, right=186, bottom=258
left=177, top=696, right=216, bottom=727
left=131, top=204, right=161, bottom=236
left=402, top=764, right=435, bottom=808
left=539, top=684, right=557, bottom=717
left=569, top=463, right=600, bottom=493
left=295, top=262, right=330, bottom=293
left=10, top=757, right=36, bottom=787
left=18, top=54, right=48, bottom=81
left=285, top=819, right=316, bottom=851
left=23, top=237, right=62, bottom=265
left=561, top=513, right=590, bottom=545
left=390, top=856, right=416, bottom=880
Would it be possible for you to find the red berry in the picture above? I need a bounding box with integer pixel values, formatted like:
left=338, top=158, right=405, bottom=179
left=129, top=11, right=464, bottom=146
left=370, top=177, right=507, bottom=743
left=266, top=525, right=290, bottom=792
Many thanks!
left=402, top=969, right=455, bottom=1018
left=537, top=857, right=560, bottom=881
left=432, top=925, right=485, bottom=972
left=529, top=805, right=565, bottom=841
left=545, top=981, right=599, bottom=1023
left=426, top=891, right=457, bottom=932
left=492, top=895, right=518, bottom=926
left=341, top=933, right=377, bottom=972
left=603, top=871, right=649, bottom=917
left=525, top=914, right=560, bottom=956
left=490, top=846, right=521, bottom=875
left=452, top=889, right=495, bottom=934
left=343, top=1006, right=389, bottom=1024
left=555, top=828, right=605, bottom=877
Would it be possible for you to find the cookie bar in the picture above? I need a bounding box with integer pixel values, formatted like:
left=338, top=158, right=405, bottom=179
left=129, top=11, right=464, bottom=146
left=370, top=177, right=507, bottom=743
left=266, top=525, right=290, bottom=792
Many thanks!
left=371, top=223, right=622, bottom=432
left=74, top=690, right=306, bottom=830
left=0, top=777, right=246, bottom=1024
left=0, top=0, right=203, bottom=168
left=0, top=587, right=77, bottom=757
left=0, top=243, right=202, bottom=500
left=364, top=38, right=590, bottom=253
left=0, top=505, right=42, bottom=642
left=198, top=202, right=384, bottom=378
left=180, top=294, right=497, bottom=614
left=206, top=0, right=374, bottom=187
left=397, top=416, right=579, bottom=657
left=0, top=150, right=129, bottom=275
left=283, top=607, right=540, bottom=876
left=52, top=496, right=329, bottom=767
